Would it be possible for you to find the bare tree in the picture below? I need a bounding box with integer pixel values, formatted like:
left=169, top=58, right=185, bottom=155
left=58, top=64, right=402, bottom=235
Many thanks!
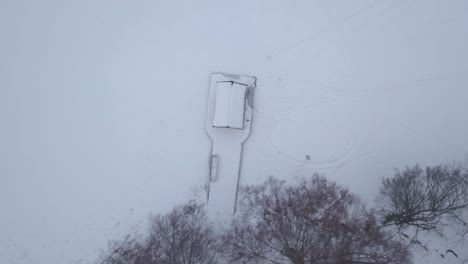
left=223, top=175, right=412, bottom=264
left=97, top=232, right=148, bottom=264
left=97, top=201, right=222, bottom=264
left=377, top=164, right=468, bottom=245
left=146, top=201, right=222, bottom=264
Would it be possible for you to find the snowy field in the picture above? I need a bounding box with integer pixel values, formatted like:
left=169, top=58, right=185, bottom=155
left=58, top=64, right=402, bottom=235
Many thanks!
left=1, top=0, right=468, bottom=263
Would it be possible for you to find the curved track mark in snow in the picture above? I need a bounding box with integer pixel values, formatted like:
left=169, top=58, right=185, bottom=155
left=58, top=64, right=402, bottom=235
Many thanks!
left=265, top=116, right=364, bottom=174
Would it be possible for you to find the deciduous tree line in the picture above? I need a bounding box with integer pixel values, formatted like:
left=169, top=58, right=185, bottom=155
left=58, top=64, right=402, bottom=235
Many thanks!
left=97, top=162, right=468, bottom=264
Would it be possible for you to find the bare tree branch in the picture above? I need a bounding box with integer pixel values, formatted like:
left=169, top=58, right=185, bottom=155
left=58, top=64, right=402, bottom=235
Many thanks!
left=97, top=201, right=221, bottom=264
left=377, top=164, right=468, bottom=245
left=224, top=175, right=412, bottom=264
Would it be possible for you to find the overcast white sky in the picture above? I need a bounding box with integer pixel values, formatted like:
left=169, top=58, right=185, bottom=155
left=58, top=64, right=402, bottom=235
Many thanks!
left=1, top=0, right=468, bottom=263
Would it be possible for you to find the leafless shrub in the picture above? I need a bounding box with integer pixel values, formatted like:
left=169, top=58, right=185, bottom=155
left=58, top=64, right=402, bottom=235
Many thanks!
left=98, top=232, right=148, bottom=264
left=146, top=202, right=222, bottom=264
left=377, top=164, right=468, bottom=244
left=223, top=175, right=412, bottom=264
left=97, top=201, right=221, bottom=264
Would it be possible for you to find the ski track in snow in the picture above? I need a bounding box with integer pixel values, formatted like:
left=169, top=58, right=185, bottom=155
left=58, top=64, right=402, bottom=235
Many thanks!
left=262, top=111, right=364, bottom=175
left=252, top=70, right=451, bottom=181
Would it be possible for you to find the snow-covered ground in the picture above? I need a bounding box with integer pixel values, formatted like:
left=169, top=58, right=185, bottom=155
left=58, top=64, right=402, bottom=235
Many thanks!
left=1, top=0, right=468, bottom=263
